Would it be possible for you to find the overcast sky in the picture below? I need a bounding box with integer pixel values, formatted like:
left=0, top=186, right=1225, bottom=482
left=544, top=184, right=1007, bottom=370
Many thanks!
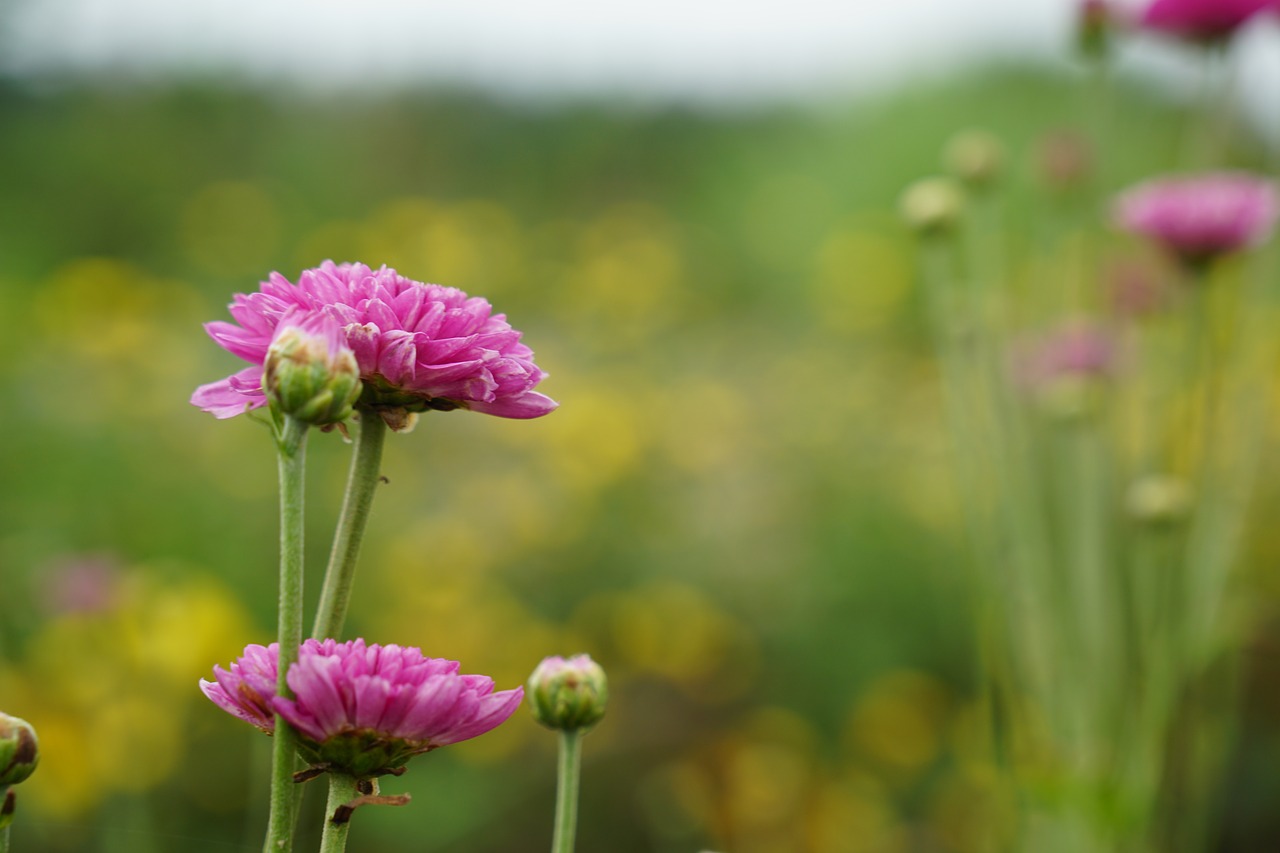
left=2, top=0, right=1278, bottom=135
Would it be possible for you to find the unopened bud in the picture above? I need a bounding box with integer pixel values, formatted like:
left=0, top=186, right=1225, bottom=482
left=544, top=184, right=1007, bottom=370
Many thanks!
left=263, top=312, right=361, bottom=426
left=1126, top=475, right=1193, bottom=526
left=527, top=655, right=608, bottom=733
left=899, top=178, right=964, bottom=236
left=944, top=130, right=1005, bottom=189
left=1036, top=130, right=1094, bottom=193
left=1076, top=0, right=1114, bottom=60
left=0, top=713, right=38, bottom=790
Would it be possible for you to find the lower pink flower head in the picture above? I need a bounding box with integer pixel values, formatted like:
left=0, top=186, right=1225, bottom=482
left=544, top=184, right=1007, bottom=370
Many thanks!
left=1114, top=173, right=1278, bottom=267
left=191, top=261, right=557, bottom=426
left=201, top=640, right=524, bottom=778
left=1138, top=0, right=1276, bottom=42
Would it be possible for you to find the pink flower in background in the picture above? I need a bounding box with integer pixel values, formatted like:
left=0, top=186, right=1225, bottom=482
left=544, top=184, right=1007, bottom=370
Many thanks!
left=1114, top=173, right=1278, bottom=266
left=1138, top=0, right=1275, bottom=41
left=191, top=261, right=557, bottom=423
left=40, top=554, right=122, bottom=615
left=200, top=643, right=280, bottom=734
left=201, top=640, right=524, bottom=778
left=1014, top=321, right=1120, bottom=389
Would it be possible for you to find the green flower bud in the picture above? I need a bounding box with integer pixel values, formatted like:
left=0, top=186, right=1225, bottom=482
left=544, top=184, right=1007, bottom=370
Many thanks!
left=0, top=713, right=38, bottom=788
left=527, top=655, right=608, bottom=733
left=943, top=130, right=1005, bottom=189
left=263, top=313, right=361, bottom=427
left=1126, top=475, right=1193, bottom=526
left=899, top=178, right=965, bottom=237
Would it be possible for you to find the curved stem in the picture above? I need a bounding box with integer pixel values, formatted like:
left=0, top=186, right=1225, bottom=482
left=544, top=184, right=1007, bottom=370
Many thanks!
left=311, top=413, right=387, bottom=641
left=265, top=416, right=309, bottom=853
left=551, top=730, right=583, bottom=853
left=318, top=774, right=361, bottom=853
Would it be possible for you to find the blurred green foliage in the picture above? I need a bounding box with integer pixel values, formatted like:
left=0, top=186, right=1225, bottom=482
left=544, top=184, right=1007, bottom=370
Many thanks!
left=1, top=64, right=1279, bottom=853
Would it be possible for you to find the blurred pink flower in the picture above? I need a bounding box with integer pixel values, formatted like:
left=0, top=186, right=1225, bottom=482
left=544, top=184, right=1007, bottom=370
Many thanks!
left=1138, top=0, right=1275, bottom=41
left=200, top=643, right=280, bottom=734
left=201, top=640, right=524, bottom=778
left=1114, top=173, right=1278, bottom=266
left=192, top=261, right=557, bottom=423
left=40, top=554, right=122, bottom=615
left=1012, top=321, right=1120, bottom=391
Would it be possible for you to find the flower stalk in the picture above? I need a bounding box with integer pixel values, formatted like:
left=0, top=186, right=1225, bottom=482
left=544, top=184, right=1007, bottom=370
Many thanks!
left=551, top=730, right=583, bottom=853
left=265, top=414, right=308, bottom=853
left=318, top=773, right=361, bottom=853
left=312, top=412, right=387, bottom=641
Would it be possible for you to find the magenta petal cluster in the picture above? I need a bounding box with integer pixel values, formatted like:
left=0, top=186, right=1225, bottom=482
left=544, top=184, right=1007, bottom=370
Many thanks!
left=278, top=638, right=523, bottom=748
left=1138, top=0, right=1276, bottom=41
left=201, top=640, right=524, bottom=778
left=1114, top=173, right=1278, bottom=266
left=200, top=643, right=280, bottom=734
left=191, top=261, right=557, bottom=421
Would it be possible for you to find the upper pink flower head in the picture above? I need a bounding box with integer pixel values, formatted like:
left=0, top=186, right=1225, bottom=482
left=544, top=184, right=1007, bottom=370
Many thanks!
left=1114, top=173, right=1278, bottom=267
left=191, top=261, right=557, bottom=425
left=1138, top=0, right=1276, bottom=42
left=201, top=640, right=524, bottom=778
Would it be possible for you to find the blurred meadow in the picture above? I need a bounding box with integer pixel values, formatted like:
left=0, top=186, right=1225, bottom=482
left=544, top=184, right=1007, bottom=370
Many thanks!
left=3, top=6, right=1280, bottom=853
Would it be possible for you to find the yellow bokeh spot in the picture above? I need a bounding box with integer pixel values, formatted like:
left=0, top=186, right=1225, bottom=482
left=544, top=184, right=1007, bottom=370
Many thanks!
left=87, top=696, right=182, bottom=792
left=607, top=582, right=745, bottom=687
left=807, top=772, right=905, bottom=853
left=812, top=226, right=912, bottom=334
left=844, top=670, right=952, bottom=776
left=180, top=181, right=280, bottom=276
left=22, top=712, right=101, bottom=818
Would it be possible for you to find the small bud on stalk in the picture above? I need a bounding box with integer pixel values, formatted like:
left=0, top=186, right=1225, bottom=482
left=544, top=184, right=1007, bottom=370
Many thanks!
left=0, top=715, right=37, bottom=789
left=1076, top=0, right=1114, bottom=60
left=944, top=130, right=1005, bottom=190
left=0, top=713, right=38, bottom=833
left=1126, top=475, right=1194, bottom=526
left=899, top=178, right=965, bottom=237
left=528, top=655, right=608, bottom=733
left=263, top=312, right=361, bottom=427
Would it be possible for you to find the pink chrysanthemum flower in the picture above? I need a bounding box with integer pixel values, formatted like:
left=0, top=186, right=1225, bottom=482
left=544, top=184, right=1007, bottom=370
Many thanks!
left=201, top=640, right=524, bottom=778
left=1138, top=0, right=1275, bottom=42
left=191, top=261, right=557, bottom=425
left=1114, top=173, right=1278, bottom=267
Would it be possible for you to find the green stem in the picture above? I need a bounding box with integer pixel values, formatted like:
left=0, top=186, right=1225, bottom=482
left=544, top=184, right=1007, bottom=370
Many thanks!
left=318, top=774, right=361, bottom=853
left=265, top=416, right=309, bottom=853
left=311, top=412, right=388, bottom=641
left=1, top=822, right=9, bottom=853
left=551, top=730, right=583, bottom=853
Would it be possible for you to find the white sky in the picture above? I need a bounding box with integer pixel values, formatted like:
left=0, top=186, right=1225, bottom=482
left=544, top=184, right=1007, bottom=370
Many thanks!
left=2, top=0, right=1278, bottom=135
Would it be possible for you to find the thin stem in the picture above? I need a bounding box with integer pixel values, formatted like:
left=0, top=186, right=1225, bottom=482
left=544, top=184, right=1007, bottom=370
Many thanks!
left=311, top=413, right=388, bottom=641
left=551, top=730, right=583, bottom=853
left=1, top=822, right=9, bottom=853
left=318, top=774, right=361, bottom=853
left=264, top=416, right=309, bottom=853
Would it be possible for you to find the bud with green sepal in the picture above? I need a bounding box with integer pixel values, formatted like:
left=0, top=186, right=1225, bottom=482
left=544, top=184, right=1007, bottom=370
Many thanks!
left=528, top=654, right=608, bottom=733
left=944, top=130, right=1005, bottom=191
left=899, top=177, right=965, bottom=238
left=263, top=309, right=361, bottom=430
left=0, top=714, right=37, bottom=791
left=528, top=655, right=608, bottom=853
left=0, top=712, right=38, bottom=843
